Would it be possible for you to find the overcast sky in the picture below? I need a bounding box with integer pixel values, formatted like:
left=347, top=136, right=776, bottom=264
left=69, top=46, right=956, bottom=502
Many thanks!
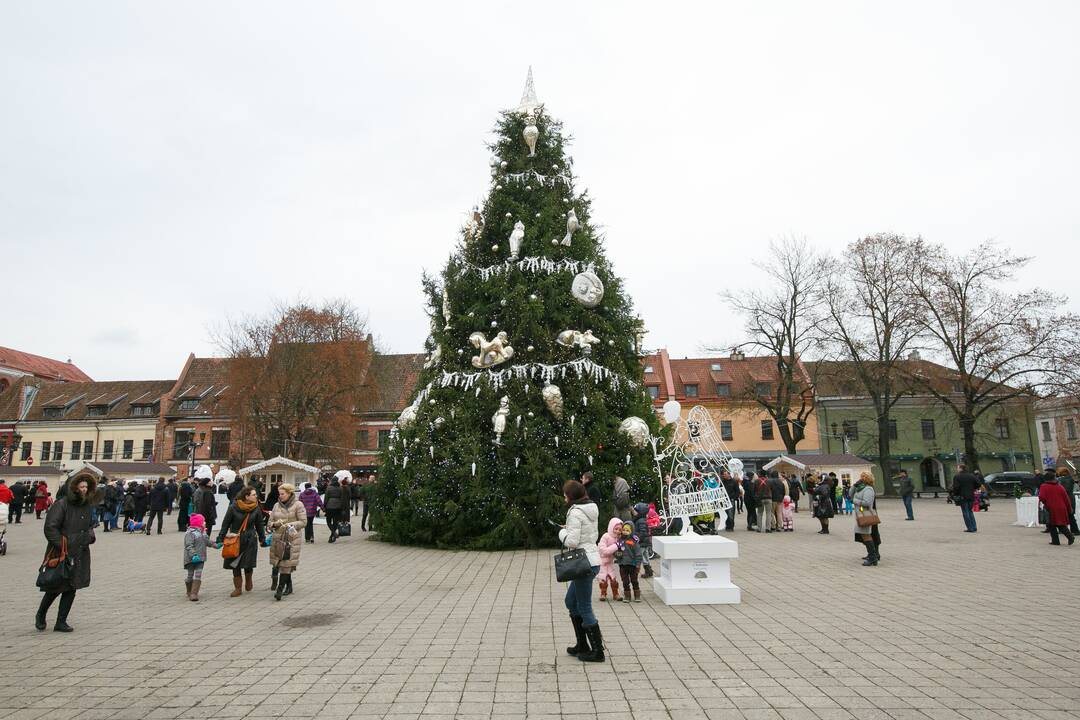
left=2, top=2, right=1078, bottom=381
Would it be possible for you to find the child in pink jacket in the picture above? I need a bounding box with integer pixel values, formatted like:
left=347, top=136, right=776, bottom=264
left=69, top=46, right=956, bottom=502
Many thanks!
left=596, top=517, right=622, bottom=601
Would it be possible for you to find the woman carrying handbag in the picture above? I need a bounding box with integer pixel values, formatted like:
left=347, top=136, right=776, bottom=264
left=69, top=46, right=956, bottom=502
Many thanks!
left=851, top=472, right=882, bottom=566
left=558, top=480, right=604, bottom=663
left=216, top=486, right=266, bottom=597
left=36, top=472, right=97, bottom=632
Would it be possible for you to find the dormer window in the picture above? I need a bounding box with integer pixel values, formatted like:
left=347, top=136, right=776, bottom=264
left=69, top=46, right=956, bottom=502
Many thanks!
left=684, top=384, right=699, bottom=397
left=43, top=407, right=63, bottom=419
left=179, top=399, right=199, bottom=411
left=87, top=405, right=107, bottom=417
left=644, top=366, right=654, bottom=374
left=131, top=404, right=158, bottom=417
left=710, top=363, right=722, bottom=371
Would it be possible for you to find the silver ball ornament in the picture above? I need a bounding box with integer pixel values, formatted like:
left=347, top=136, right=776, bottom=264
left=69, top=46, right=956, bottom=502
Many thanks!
left=491, top=244, right=499, bottom=252
left=500, top=161, right=507, bottom=169
left=527, top=411, right=534, bottom=418
left=535, top=212, right=541, bottom=218
left=495, top=184, right=502, bottom=190
left=552, top=164, right=559, bottom=170
left=525, top=185, right=532, bottom=191
left=429, top=399, right=436, bottom=405
left=608, top=340, right=615, bottom=346
left=551, top=239, right=558, bottom=245
left=504, top=212, right=512, bottom=218
left=527, top=345, right=535, bottom=352
left=490, top=321, right=497, bottom=328
left=529, top=293, right=537, bottom=300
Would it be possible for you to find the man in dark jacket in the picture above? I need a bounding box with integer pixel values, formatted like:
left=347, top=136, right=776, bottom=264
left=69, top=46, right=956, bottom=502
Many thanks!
left=193, top=478, right=217, bottom=533
left=754, top=471, right=771, bottom=532
left=741, top=473, right=757, bottom=530
left=132, top=482, right=149, bottom=522
left=721, top=471, right=741, bottom=531
left=38, top=472, right=96, bottom=632
left=8, top=480, right=26, bottom=523
left=898, top=469, right=915, bottom=521
left=951, top=464, right=978, bottom=532
left=226, top=475, right=245, bottom=502
left=582, top=471, right=602, bottom=507
left=323, top=478, right=345, bottom=542
left=767, top=471, right=786, bottom=532
left=177, top=478, right=193, bottom=531
left=165, top=478, right=178, bottom=515
left=1055, top=468, right=1079, bottom=533
left=98, top=479, right=116, bottom=532
left=145, top=478, right=169, bottom=535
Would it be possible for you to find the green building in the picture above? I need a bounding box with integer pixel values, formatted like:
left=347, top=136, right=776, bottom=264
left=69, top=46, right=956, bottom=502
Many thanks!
left=811, top=360, right=1038, bottom=495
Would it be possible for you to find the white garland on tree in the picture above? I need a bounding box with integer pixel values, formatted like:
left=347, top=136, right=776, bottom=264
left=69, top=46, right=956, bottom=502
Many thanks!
left=501, top=169, right=572, bottom=188
left=458, top=256, right=596, bottom=282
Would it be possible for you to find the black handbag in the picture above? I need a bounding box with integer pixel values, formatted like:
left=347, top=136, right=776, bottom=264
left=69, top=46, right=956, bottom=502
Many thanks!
left=336, top=522, right=352, bottom=537
left=36, top=537, right=74, bottom=592
left=554, top=546, right=591, bottom=582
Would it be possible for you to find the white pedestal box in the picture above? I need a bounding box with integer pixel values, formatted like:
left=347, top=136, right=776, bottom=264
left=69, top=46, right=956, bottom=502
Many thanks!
left=651, top=535, right=741, bottom=605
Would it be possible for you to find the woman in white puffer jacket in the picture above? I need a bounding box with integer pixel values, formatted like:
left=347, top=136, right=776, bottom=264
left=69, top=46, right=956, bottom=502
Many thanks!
left=558, top=479, right=604, bottom=663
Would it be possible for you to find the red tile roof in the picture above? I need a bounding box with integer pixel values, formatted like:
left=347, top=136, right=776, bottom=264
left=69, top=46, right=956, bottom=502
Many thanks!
left=25, top=380, right=175, bottom=422
left=164, top=357, right=233, bottom=417
left=364, top=353, right=427, bottom=415
left=0, top=346, right=92, bottom=382
left=641, top=351, right=811, bottom=405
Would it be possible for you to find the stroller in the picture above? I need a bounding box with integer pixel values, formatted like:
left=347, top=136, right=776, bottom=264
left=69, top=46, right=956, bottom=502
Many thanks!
left=0, top=526, right=6, bottom=555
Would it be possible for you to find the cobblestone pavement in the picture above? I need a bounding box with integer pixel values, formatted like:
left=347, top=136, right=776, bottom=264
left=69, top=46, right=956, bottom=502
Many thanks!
left=1, top=498, right=1078, bottom=720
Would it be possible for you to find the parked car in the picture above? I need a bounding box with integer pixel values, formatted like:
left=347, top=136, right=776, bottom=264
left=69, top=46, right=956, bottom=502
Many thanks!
left=982, top=471, right=1039, bottom=497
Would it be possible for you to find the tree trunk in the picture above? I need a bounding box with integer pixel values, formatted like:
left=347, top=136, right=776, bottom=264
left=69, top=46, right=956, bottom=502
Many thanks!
left=778, top=420, right=803, bottom=454
left=960, top=415, right=979, bottom=472
left=876, top=415, right=892, bottom=494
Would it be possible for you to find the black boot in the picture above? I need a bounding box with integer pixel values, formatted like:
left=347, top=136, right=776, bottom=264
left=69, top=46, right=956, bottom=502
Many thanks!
left=270, top=567, right=279, bottom=591
left=283, top=575, right=293, bottom=596
left=566, top=614, right=588, bottom=656
left=275, top=574, right=285, bottom=601
left=54, top=592, right=75, bottom=632
left=35, top=592, right=56, bottom=631
left=861, top=542, right=877, bottom=566
left=578, top=624, right=605, bottom=663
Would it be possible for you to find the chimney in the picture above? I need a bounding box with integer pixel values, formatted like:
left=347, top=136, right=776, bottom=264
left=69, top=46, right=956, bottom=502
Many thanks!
left=730, top=349, right=745, bottom=361
left=908, top=350, right=921, bottom=361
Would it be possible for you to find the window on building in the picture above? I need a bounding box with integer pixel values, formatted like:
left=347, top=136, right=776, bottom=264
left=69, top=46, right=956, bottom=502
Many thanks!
left=179, top=399, right=198, bottom=411
left=52, top=442, right=63, bottom=461
left=87, top=405, right=107, bottom=417
left=684, top=383, right=699, bottom=397
left=842, top=420, right=859, bottom=440
left=70, top=441, right=81, bottom=460
left=755, top=383, right=772, bottom=397
left=994, top=418, right=1010, bottom=440
left=710, top=363, right=722, bottom=371
left=43, top=407, right=63, bottom=419
left=377, top=430, right=391, bottom=449
left=647, top=385, right=659, bottom=400
left=83, top=441, right=93, bottom=460
left=1067, top=419, right=1077, bottom=441
left=40, top=441, right=51, bottom=462
left=142, top=439, right=153, bottom=459
left=921, top=419, right=936, bottom=441
left=761, top=420, right=774, bottom=440
left=174, top=430, right=194, bottom=458
left=1041, top=421, right=1052, bottom=441
left=888, top=419, right=898, bottom=441
left=644, top=366, right=654, bottom=374
left=102, top=440, right=114, bottom=460
left=720, top=420, right=733, bottom=441
left=122, top=440, right=134, bottom=459
left=355, top=430, right=370, bottom=449
left=131, top=404, right=157, bottom=417
left=20, top=442, right=31, bottom=461
left=715, top=383, right=731, bottom=397
left=210, top=430, right=231, bottom=459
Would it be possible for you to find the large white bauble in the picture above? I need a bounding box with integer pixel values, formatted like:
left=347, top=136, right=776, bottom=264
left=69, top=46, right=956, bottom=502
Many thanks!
left=618, top=417, right=651, bottom=448
left=571, top=271, right=605, bottom=308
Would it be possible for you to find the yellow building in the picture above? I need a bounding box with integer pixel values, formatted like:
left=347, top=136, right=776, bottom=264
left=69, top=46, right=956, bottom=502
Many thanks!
left=642, top=349, right=820, bottom=472
left=7, top=380, right=175, bottom=489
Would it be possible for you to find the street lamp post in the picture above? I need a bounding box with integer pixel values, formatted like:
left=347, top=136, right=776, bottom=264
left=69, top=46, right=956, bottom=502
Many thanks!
left=187, top=432, right=206, bottom=479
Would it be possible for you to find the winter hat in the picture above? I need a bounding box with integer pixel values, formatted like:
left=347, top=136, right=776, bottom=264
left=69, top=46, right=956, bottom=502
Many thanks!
left=189, top=514, right=205, bottom=529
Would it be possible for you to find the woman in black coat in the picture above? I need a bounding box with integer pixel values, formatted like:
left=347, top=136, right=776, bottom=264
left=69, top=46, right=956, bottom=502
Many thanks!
left=37, top=472, right=97, bottom=632
left=132, top=482, right=149, bottom=521
left=215, top=485, right=266, bottom=597
left=323, top=478, right=345, bottom=542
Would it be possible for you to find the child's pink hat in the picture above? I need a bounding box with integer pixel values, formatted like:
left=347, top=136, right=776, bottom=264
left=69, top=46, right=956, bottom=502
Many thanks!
left=189, top=514, right=205, bottom=529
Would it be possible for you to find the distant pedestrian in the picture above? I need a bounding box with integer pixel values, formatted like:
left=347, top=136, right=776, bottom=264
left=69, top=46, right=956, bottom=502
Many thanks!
left=268, top=483, right=306, bottom=601
left=132, top=481, right=149, bottom=522
left=781, top=496, right=794, bottom=531
left=851, top=472, right=881, bottom=566
left=177, top=477, right=193, bottom=531
left=632, top=502, right=653, bottom=578
left=1055, top=467, right=1079, bottom=534
left=166, top=478, right=178, bottom=515
left=754, top=471, right=771, bottom=532
left=8, top=481, right=26, bottom=523
left=768, top=471, right=785, bottom=531
left=145, top=478, right=168, bottom=535
left=121, top=482, right=136, bottom=531
left=36, top=472, right=96, bottom=632
left=788, top=475, right=802, bottom=512
left=898, top=469, right=915, bottom=521
left=298, top=482, right=323, bottom=543
left=582, top=470, right=602, bottom=507
left=741, top=473, right=758, bottom=531
left=349, top=478, right=362, bottom=515
left=1039, top=472, right=1075, bottom=546
left=950, top=464, right=978, bottom=533
left=842, top=479, right=854, bottom=514
left=720, top=470, right=741, bottom=531
left=323, top=476, right=345, bottom=542
left=812, top=476, right=834, bottom=534
left=226, top=474, right=245, bottom=502
left=612, top=475, right=631, bottom=522
left=216, top=485, right=266, bottom=597
left=359, top=476, right=374, bottom=531
left=183, top=514, right=217, bottom=601
left=193, top=478, right=217, bottom=534
left=34, top=481, right=51, bottom=519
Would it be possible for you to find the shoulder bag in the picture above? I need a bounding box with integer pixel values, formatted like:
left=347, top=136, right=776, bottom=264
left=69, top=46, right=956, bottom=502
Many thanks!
left=36, top=536, right=74, bottom=592
left=221, top=512, right=251, bottom=559
left=855, top=508, right=881, bottom=527
left=554, top=546, right=591, bottom=582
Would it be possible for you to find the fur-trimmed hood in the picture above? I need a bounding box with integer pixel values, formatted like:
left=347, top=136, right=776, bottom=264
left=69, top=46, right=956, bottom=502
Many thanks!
left=64, top=472, right=99, bottom=506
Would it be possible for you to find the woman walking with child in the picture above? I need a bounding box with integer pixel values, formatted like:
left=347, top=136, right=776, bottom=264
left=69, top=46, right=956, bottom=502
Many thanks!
left=216, top=485, right=266, bottom=597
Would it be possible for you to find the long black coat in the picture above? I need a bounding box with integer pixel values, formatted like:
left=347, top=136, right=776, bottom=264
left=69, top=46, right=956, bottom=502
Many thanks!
left=194, top=485, right=217, bottom=525
left=10, top=482, right=26, bottom=504
left=133, top=485, right=149, bottom=515
left=148, top=482, right=169, bottom=511
left=178, top=481, right=193, bottom=512
left=43, top=476, right=97, bottom=591
left=215, top=503, right=266, bottom=570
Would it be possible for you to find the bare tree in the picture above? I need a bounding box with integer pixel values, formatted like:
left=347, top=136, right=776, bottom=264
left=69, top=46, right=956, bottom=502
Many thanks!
left=820, top=233, right=924, bottom=482
left=215, top=299, right=375, bottom=467
left=720, top=237, right=825, bottom=453
left=907, top=240, right=1080, bottom=471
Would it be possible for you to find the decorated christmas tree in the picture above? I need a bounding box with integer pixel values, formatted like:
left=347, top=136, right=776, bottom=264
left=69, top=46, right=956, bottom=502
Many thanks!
left=373, top=70, right=660, bottom=549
